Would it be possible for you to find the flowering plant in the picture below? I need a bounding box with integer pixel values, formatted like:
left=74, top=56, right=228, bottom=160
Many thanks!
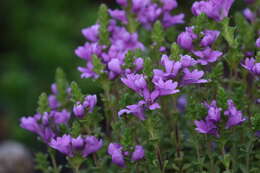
left=21, top=0, right=260, bottom=172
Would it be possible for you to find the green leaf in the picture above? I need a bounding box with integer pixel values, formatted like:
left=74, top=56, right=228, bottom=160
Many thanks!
left=151, top=21, right=164, bottom=47
left=92, top=54, right=105, bottom=75
left=55, top=68, right=68, bottom=105
left=70, top=81, right=84, bottom=102
left=37, top=92, right=50, bottom=114
left=35, top=152, right=51, bottom=173
left=98, top=4, right=110, bottom=46
left=221, top=18, right=238, bottom=49
left=216, top=86, right=228, bottom=109
left=143, top=57, right=153, bottom=77
left=170, top=42, right=182, bottom=60
left=71, top=121, right=81, bottom=138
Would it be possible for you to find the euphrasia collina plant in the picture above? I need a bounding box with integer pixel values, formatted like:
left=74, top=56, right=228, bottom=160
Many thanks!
left=21, top=0, right=260, bottom=172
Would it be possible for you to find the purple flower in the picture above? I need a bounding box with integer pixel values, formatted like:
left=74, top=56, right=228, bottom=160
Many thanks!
left=118, top=101, right=146, bottom=120
left=180, top=55, right=197, bottom=68
left=49, top=135, right=73, bottom=157
left=181, top=69, right=208, bottom=85
left=73, top=102, right=85, bottom=118
left=20, top=115, right=40, bottom=133
left=177, top=27, right=198, bottom=50
left=193, top=47, right=222, bottom=65
left=81, top=24, right=100, bottom=42
left=108, top=58, right=123, bottom=74
left=72, top=136, right=84, bottom=150
left=152, top=78, right=179, bottom=96
left=191, top=0, right=235, bottom=21
left=131, top=145, right=145, bottom=161
left=204, top=100, right=222, bottom=122
left=241, top=58, right=260, bottom=76
left=162, top=13, right=185, bottom=28
left=116, top=0, right=128, bottom=6
left=194, top=120, right=218, bottom=136
left=153, top=55, right=182, bottom=80
left=224, top=100, right=246, bottom=129
left=75, top=42, right=102, bottom=61
left=83, top=95, right=97, bottom=113
left=244, top=0, right=256, bottom=4
left=51, top=84, right=58, bottom=94
left=134, top=58, right=144, bottom=72
left=161, top=0, right=178, bottom=11
left=109, top=10, right=128, bottom=24
left=108, top=143, right=125, bottom=167
left=53, top=109, right=71, bottom=124
left=256, top=37, right=260, bottom=48
left=243, top=8, right=256, bottom=23
left=177, top=95, right=187, bottom=112
left=200, top=30, right=220, bottom=47
left=48, top=95, right=59, bottom=109
left=82, top=136, right=103, bottom=157
left=78, top=62, right=99, bottom=79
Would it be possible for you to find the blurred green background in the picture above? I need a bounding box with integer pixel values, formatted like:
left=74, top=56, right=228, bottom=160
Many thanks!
left=0, top=0, right=245, bottom=152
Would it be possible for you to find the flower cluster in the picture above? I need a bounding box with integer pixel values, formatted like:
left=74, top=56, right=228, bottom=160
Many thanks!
left=119, top=54, right=207, bottom=120
left=50, top=135, right=103, bottom=157
left=76, top=21, right=144, bottom=80
left=195, top=100, right=246, bottom=137
left=177, top=26, right=222, bottom=65
left=73, top=95, right=97, bottom=118
left=20, top=83, right=102, bottom=158
left=191, top=0, right=234, bottom=21
left=108, top=143, right=144, bottom=167
left=116, top=0, right=184, bottom=29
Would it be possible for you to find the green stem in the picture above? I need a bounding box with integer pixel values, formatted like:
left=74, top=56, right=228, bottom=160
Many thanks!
left=48, top=149, right=60, bottom=173
left=206, top=136, right=214, bottom=173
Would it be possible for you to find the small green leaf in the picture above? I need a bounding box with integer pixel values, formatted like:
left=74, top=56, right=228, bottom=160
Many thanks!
left=151, top=21, right=164, bottom=47
left=70, top=81, right=84, bottom=102
left=37, top=93, right=50, bottom=114
left=98, top=4, right=110, bottom=46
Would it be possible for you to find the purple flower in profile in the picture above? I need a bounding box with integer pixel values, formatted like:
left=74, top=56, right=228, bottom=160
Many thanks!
left=131, top=145, right=145, bottom=161
left=241, top=58, right=260, bottom=76
left=118, top=101, right=146, bottom=120
left=133, top=58, right=144, bottom=72
left=180, top=55, right=197, bottom=68
left=75, top=42, right=102, bottom=61
left=73, top=102, right=85, bottom=118
left=193, top=47, right=222, bottom=65
left=72, top=136, right=84, bottom=150
left=200, top=30, right=220, bottom=47
left=224, top=100, right=246, bottom=129
left=177, top=95, right=187, bottom=113
left=49, top=135, right=73, bottom=157
left=243, top=8, right=256, bottom=23
left=191, top=0, right=235, bottom=21
left=256, top=37, right=260, bottom=48
left=53, top=109, right=71, bottom=124
left=153, top=55, right=182, bottom=80
left=177, top=26, right=198, bottom=50
left=194, top=120, right=218, bottom=136
left=152, top=78, right=179, bottom=96
left=20, top=115, right=40, bottom=133
left=161, top=0, right=178, bottom=11
left=108, top=58, right=123, bottom=74
left=162, top=13, right=185, bottom=28
left=181, top=69, right=208, bottom=85
left=48, top=95, right=59, bottom=109
left=83, top=95, right=97, bottom=113
left=82, top=136, right=103, bottom=157
left=116, top=0, right=128, bottom=6
left=78, top=62, right=99, bottom=79
left=81, top=24, right=100, bottom=42
left=109, top=10, right=128, bottom=24
left=108, top=143, right=125, bottom=167
left=204, top=100, right=222, bottom=122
